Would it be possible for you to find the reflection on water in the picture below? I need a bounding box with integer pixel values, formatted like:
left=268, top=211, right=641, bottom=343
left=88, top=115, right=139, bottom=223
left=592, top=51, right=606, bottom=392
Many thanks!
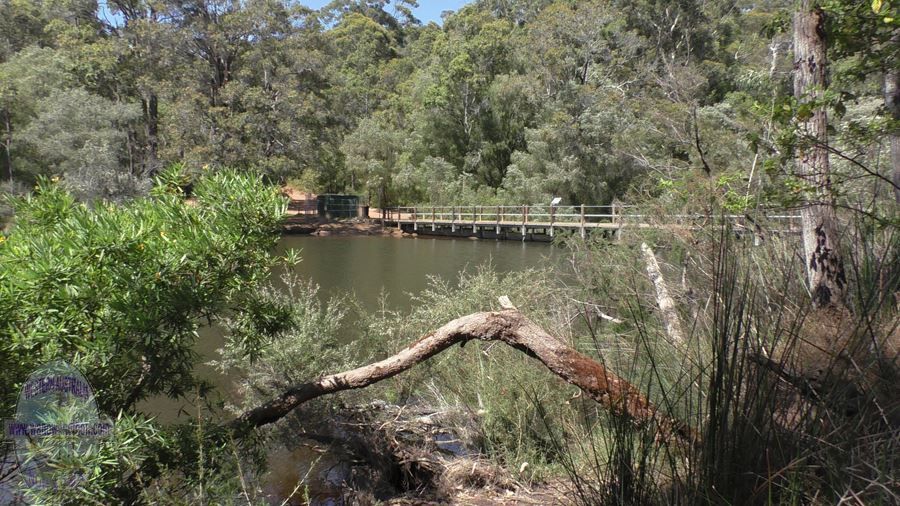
left=265, top=445, right=349, bottom=506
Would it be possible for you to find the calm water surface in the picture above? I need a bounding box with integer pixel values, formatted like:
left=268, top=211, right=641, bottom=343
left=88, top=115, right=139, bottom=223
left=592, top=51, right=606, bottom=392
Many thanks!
left=142, top=235, right=558, bottom=422
left=275, top=235, right=559, bottom=313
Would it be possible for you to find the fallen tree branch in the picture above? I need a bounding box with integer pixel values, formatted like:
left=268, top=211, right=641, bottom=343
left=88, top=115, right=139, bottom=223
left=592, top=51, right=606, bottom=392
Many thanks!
left=230, top=299, right=697, bottom=445
left=117, top=300, right=698, bottom=500
left=641, top=243, right=687, bottom=347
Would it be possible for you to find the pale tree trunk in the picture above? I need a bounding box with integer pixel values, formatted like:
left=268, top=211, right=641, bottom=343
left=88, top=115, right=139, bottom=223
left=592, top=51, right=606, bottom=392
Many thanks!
left=641, top=243, right=686, bottom=347
left=144, top=92, right=159, bottom=176
left=118, top=301, right=698, bottom=501
left=885, top=51, right=900, bottom=204
left=793, top=3, right=847, bottom=308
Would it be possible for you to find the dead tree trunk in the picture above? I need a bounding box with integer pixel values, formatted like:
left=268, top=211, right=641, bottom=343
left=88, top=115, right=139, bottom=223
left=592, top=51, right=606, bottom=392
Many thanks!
left=231, top=300, right=696, bottom=445
left=793, top=2, right=847, bottom=308
left=641, top=243, right=686, bottom=347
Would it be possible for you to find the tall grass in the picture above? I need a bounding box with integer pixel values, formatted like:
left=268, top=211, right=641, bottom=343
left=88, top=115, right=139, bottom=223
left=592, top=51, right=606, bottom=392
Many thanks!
left=220, top=214, right=896, bottom=504
left=545, top=216, right=899, bottom=505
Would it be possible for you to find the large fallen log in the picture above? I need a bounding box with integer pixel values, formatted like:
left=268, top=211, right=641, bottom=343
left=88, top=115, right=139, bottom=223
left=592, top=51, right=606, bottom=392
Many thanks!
left=231, top=299, right=697, bottom=445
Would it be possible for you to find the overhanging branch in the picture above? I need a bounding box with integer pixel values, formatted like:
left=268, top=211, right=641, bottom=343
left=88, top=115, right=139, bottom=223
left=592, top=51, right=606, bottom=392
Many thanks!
left=230, top=300, right=697, bottom=445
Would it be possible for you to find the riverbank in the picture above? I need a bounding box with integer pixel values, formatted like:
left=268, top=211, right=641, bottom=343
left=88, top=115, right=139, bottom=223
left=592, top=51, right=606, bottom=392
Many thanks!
left=282, top=213, right=402, bottom=237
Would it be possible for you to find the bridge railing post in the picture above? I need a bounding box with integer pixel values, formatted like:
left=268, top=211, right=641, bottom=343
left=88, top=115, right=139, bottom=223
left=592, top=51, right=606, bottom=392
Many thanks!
left=580, top=204, right=586, bottom=239
left=612, top=199, right=622, bottom=241
left=550, top=204, right=555, bottom=237
left=522, top=205, right=528, bottom=238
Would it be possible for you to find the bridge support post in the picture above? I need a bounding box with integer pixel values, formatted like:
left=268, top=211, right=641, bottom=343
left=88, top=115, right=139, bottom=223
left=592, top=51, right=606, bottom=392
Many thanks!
left=451, top=206, right=456, bottom=233
left=431, top=207, right=435, bottom=231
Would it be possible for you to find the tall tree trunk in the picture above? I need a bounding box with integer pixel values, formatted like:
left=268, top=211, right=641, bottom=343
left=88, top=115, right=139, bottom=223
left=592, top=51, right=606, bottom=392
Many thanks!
left=2, top=107, right=11, bottom=184
left=144, top=92, right=159, bottom=176
left=885, top=43, right=900, bottom=204
left=793, top=2, right=847, bottom=308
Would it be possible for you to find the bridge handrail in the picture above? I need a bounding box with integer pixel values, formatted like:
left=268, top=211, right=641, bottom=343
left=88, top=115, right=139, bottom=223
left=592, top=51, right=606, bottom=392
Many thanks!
left=379, top=205, right=800, bottom=225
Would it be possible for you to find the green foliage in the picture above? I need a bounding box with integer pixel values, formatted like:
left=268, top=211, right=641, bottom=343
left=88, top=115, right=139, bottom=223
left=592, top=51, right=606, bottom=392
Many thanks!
left=0, top=170, right=286, bottom=418
left=214, top=274, right=351, bottom=412
left=0, top=0, right=891, bottom=212
left=0, top=170, right=289, bottom=501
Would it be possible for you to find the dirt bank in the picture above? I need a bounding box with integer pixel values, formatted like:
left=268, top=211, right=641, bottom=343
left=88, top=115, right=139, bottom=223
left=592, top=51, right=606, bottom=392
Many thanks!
left=282, top=213, right=405, bottom=237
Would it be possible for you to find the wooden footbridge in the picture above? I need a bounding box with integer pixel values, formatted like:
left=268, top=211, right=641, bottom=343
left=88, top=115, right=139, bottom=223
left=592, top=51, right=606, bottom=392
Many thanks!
left=372, top=205, right=801, bottom=241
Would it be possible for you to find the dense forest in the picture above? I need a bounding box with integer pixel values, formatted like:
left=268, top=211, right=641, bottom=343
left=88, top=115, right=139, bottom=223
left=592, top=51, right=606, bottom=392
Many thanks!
left=0, top=0, right=894, bottom=209
left=0, top=1, right=898, bottom=505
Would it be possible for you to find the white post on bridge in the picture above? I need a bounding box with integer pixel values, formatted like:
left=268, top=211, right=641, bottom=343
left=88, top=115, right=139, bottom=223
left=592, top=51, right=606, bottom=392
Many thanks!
left=580, top=204, right=586, bottom=239
left=549, top=197, right=561, bottom=238
left=521, top=205, right=528, bottom=240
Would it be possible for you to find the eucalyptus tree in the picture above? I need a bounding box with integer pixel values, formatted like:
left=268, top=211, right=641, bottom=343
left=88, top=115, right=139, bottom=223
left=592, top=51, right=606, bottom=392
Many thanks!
left=793, top=0, right=847, bottom=308
left=822, top=0, right=900, bottom=204
left=341, top=113, right=406, bottom=206
left=0, top=47, right=74, bottom=183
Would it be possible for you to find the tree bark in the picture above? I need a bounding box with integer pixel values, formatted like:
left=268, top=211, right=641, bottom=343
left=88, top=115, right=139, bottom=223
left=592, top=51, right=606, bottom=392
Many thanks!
left=885, top=47, right=900, bottom=204
left=793, top=2, right=847, bottom=308
left=641, top=243, right=686, bottom=347
left=144, top=92, right=159, bottom=176
left=2, top=107, right=11, bottom=184
left=230, top=303, right=697, bottom=445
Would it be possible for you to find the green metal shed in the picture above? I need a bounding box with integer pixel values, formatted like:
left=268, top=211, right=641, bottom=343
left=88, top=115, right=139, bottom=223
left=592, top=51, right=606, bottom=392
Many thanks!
left=317, top=194, right=360, bottom=219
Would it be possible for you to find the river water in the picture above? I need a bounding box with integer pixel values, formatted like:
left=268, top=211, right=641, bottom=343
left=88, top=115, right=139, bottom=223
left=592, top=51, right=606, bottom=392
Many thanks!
left=141, top=235, right=557, bottom=420
left=139, top=235, right=558, bottom=503
left=276, top=235, right=559, bottom=313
